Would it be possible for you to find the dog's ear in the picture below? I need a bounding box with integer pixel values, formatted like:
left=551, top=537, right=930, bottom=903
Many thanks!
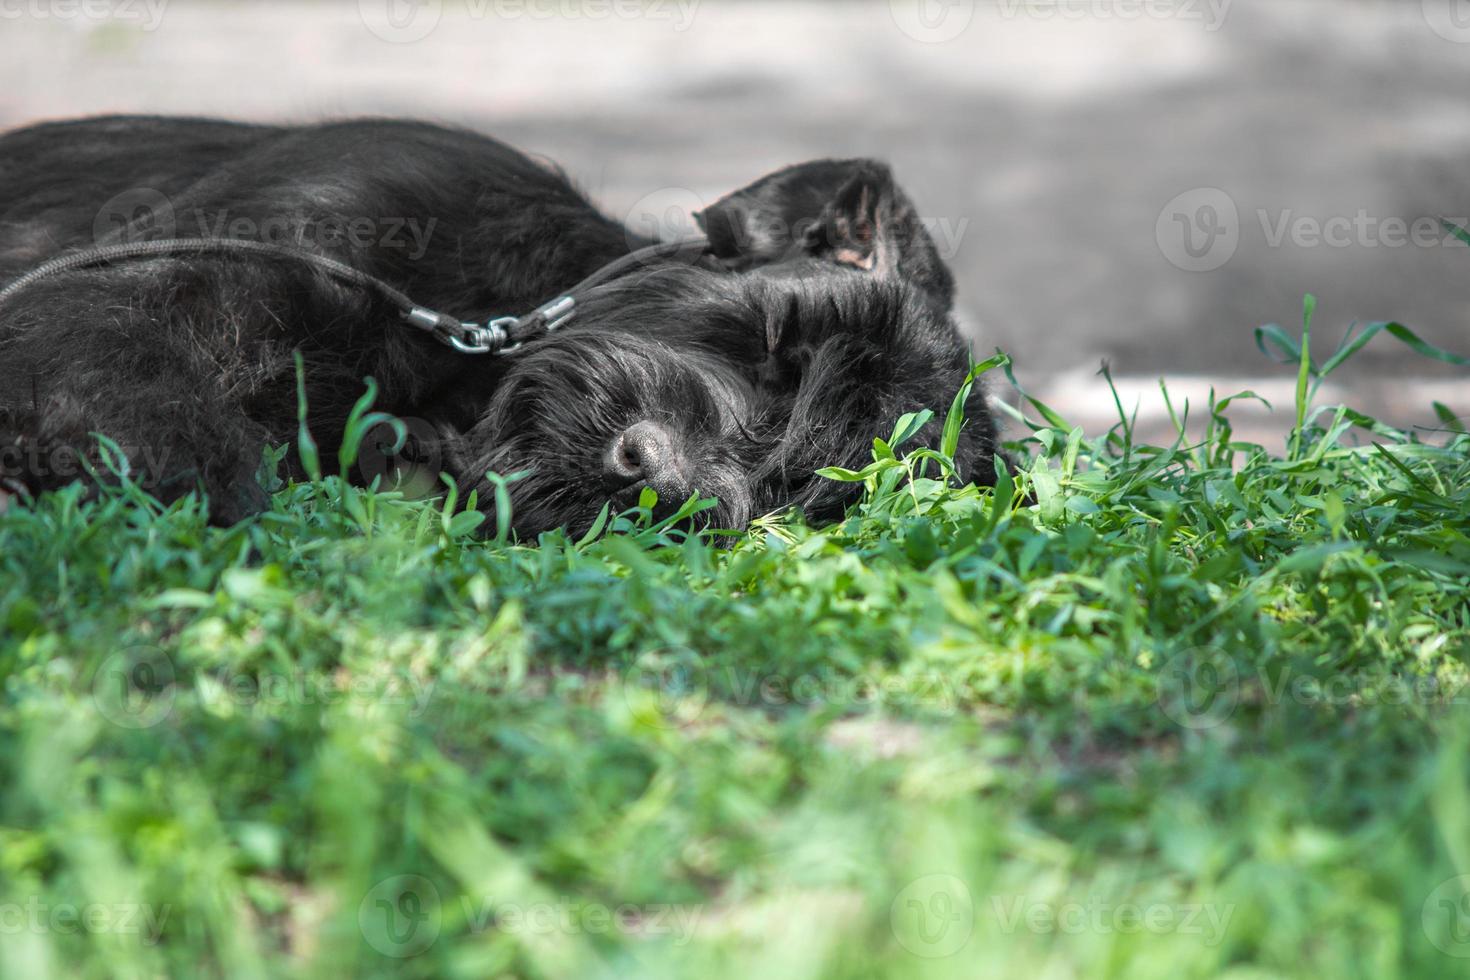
left=695, top=159, right=955, bottom=307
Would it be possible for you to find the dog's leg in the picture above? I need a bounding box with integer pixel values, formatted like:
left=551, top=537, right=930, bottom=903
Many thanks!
left=0, top=260, right=312, bottom=523
left=1, top=391, right=274, bottom=524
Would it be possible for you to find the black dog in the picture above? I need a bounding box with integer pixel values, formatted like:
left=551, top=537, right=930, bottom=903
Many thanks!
left=0, top=116, right=1005, bottom=534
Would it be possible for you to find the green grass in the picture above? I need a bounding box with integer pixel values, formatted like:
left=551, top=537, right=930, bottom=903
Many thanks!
left=2, top=298, right=1469, bottom=979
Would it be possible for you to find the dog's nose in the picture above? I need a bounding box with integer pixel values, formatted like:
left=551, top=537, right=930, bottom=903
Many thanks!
left=604, top=421, right=687, bottom=495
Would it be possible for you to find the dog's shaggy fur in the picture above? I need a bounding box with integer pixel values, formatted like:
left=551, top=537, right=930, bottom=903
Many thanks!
left=0, top=116, right=1004, bottom=533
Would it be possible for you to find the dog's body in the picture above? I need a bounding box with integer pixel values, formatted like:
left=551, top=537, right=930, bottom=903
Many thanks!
left=0, top=116, right=1004, bottom=533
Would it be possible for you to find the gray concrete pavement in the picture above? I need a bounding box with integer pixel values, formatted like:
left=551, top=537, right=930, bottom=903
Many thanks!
left=0, top=0, right=1466, bottom=444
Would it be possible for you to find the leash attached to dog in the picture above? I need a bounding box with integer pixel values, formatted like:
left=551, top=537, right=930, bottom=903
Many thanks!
left=0, top=236, right=713, bottom=355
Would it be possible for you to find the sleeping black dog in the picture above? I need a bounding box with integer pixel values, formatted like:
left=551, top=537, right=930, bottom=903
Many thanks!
left=0, top=116, right=1004, bottom=533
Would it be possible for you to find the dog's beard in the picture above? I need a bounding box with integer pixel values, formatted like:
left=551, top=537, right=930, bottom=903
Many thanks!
left=454, top=330, right=766, bottom=537
left=475, top=445, right=758, bottom=538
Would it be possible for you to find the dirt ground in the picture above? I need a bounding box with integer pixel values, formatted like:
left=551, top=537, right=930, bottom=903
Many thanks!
left=1, top=0, right=1466, bottom=444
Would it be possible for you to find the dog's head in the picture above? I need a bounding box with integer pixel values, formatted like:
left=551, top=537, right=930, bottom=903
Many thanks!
left=455, top=160, right=1002, bottom=537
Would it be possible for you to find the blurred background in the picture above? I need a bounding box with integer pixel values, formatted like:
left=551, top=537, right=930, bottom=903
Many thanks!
left=1, top=0, right=1466, bottom=444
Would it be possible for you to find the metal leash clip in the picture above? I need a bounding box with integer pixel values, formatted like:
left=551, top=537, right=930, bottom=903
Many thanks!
left=471, top=317, right=517, bottom=354
left=405, top=293, right=578, bottom=356
left=535, top=295, right=576, bottom=333
left=405, top=307, right=506, bottom=355
left=470, top=298, right=575, bottom=355
left=439, top=317, right=513, bottom=355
